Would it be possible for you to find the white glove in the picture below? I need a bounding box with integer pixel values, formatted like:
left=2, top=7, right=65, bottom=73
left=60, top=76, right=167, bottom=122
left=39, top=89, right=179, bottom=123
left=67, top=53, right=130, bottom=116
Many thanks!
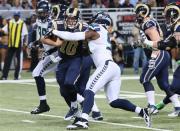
left=49, top=55, right=62, bottom=63
left=139, top=30, right=153, bottom=48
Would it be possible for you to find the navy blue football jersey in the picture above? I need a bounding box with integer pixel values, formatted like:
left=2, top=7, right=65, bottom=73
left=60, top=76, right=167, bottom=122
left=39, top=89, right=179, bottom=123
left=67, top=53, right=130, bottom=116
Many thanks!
left=56, top=22, right=89, bottom=59
left=141, top=18, right=162, bottom=58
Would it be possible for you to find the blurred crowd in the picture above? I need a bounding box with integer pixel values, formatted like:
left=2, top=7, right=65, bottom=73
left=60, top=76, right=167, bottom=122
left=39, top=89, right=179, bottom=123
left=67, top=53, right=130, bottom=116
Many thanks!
left=0, top=0, right=176, bottom=75
left=0, top=0, right=177, bottom=10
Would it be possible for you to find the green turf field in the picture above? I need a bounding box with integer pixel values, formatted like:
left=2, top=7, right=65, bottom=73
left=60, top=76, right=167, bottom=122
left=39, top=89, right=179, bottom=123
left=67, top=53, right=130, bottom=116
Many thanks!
left=0, top=70, right=180, bottom=131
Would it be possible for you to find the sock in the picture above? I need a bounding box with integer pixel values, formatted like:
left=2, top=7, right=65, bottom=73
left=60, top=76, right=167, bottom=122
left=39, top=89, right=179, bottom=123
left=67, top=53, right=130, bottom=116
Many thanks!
left=82, top=90, right=94, bottom=115
left=145, top=91, right=155, bottom=105
left=163, top=96, right=171, bottom=104
left=71, top=101, right=78, bottom=108
left=169, top=94, right=180, bottom=108
left=110, top=99, right=136, bottom=112
left=81, top=113, right=89, bottom=120
left=40, top=95, right=46, bottom=100
left=92, top=101, right=100, bottom=112
left=135, top=106, right=142, bottom=114
left=34, top=76, right=46, bottom=96
left=77, top=94, right=84, bottom=103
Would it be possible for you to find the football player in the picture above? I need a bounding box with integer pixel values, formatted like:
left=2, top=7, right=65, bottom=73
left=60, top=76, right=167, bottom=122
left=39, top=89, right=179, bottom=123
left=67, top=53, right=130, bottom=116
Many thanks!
left=139, top=3, right=180, bottom=117
left=134, top=3, right=180, bottom=116
left=30, top=0, right=62, bottom=114
left=42, top=7, right=103, bottom=121
left=50, top=12, right=151, bottom=129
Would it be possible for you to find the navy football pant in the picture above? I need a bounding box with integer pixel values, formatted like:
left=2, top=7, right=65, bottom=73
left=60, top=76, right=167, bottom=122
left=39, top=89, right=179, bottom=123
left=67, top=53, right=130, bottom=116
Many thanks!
left=140, top=51, right=174, bottom=97
left=56, top=57, right=82, bottom=107
left=75, top=56, right=93, bottom=96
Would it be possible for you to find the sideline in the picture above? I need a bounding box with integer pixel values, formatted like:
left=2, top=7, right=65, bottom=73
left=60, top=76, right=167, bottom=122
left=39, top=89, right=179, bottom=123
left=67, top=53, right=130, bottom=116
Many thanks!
left=0, top=75, right=173, bottom=83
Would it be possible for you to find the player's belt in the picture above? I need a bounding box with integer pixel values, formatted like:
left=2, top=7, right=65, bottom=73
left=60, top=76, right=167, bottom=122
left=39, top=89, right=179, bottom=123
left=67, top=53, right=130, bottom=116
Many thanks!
left=45, top=47, right=58, bottom=55
left=106, top=47, right=112, bottom=51
left=105, top=60, right=113, bottom=65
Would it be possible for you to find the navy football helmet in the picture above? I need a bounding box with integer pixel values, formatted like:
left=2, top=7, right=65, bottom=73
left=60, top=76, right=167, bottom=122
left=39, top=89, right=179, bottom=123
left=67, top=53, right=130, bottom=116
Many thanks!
left=92, top=12, right=112, bottom=29
left=64, top=8, right=80, bottom=30
left=36, top=0, right=51, bottom=22
left=164, top=3, right=180, bottom=26
left=135, top=3, right=151, bottom=24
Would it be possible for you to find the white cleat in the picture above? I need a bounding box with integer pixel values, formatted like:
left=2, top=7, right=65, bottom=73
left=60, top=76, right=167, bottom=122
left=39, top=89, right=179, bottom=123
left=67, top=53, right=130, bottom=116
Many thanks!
left=66, top=117, right=88, bottom=130
left=168, top=110, right=180, bottom=117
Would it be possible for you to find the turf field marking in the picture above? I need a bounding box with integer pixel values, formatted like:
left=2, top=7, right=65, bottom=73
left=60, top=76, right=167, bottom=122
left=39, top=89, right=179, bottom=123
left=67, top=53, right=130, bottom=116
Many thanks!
left=16, top=82, right=166, bottom=97
left=22, top=120, right=36, bottom=123
left=1, top=81, right=165, bottom=98
left=0, top=75, right=173, bottom=83
left=0, top=108, right=172, bottom=131
left=132, top=117, right=143, bottom=119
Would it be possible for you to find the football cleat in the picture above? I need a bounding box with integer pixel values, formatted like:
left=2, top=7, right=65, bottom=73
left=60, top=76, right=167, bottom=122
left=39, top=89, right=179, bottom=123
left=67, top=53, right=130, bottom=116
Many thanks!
left=66, top=117, right=88, bottom=130
left=64, top=107, right=78, bottom=121
left=142, top=108, right=151, bottom=127
left=148, top=104, right=159, bottom=115
left=0, top=77, right=7, bottom=80
left=168, top=110, right=180, bottom=117
left=155, top=101, right=165, bottom=110
left=92, top=111, right=103, bottom=121
left=31, top=104, right=50, bottom=114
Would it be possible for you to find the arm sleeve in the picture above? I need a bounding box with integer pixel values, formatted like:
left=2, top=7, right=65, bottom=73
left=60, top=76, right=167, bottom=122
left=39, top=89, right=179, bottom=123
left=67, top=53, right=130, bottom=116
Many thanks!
left=52, top=30, right=85, bottom=41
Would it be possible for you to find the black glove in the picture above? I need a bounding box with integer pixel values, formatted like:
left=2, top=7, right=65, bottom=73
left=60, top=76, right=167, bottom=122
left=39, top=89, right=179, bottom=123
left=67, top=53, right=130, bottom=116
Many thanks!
left=157, top=36, right=177, bottom=50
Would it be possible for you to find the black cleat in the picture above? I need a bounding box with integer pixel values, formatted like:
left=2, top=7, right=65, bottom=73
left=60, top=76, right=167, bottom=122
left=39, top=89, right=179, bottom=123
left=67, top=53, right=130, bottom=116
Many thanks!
left=142, top=108, right=151, bottom=127
left=31, top=104, right=50, bottom=114
left=64, top=107, right=78, bottom=121
left=92, top=111, right=103, bottom=121
left=0, top=77, right=7, bottom=80
left=66, top=117, right=88, bottom=130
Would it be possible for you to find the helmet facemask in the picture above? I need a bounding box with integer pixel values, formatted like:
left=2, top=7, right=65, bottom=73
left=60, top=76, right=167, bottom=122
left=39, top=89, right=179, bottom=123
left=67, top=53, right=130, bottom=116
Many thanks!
left=65, top=15, right=79, bottom=30
left=65, top=8, right=80, bottom=30
left=37, top=9, right=49, bottom=21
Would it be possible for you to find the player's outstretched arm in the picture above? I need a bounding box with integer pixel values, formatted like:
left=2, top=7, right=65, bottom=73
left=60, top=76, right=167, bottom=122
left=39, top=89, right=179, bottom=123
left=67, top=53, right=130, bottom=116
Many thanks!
left=41, top=37, right=63, bottom=46
left=52, top=30, right=85, bottom=41
left=52, top=30, right=99, bottom=41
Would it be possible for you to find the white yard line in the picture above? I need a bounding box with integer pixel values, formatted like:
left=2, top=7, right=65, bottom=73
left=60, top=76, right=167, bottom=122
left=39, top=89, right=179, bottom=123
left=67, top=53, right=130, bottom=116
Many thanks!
left=0, top=80, right=166, bottom=97
left=21, top=120, right=36, bottom=123
left=16, top=82, right=166, bottom=97
left=0, top=75, right=173, bottom=83
left=0, top=108, right=172, bottom=131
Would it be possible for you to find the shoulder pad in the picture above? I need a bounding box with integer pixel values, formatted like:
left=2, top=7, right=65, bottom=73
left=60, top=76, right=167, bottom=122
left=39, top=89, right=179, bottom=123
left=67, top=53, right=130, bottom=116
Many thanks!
left=174, top=22, right=180, bottom=32
left=48, top=21, right=53, bottom=29
left=78, top=22, right=88, bottom=31
left=142, top=19, right=156, bottom=31
left=52, top=20, right=64, bottom=30
left=88, top=23, right=100, bottom=31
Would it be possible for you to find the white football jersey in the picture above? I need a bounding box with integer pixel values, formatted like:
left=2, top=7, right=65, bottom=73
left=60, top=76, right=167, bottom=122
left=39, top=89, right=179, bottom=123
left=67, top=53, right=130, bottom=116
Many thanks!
left=88, top=24, right=113, bottom=67
left=36, top=19, right=55, bottom=51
